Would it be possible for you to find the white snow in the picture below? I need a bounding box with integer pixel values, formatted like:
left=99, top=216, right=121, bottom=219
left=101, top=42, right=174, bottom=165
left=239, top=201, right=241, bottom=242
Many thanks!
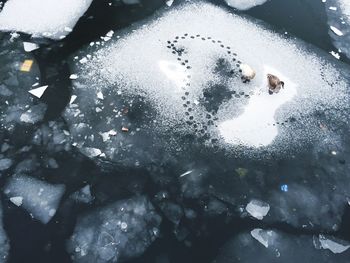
left=219, top=66, right=297, bottom=147
left=4, top=175, right=65, bottom=224
left=0, top=0, right=93, bottom=39
left=245, top=199, right=270, bottom=220
left=225, top=0, right=269, bottom=10
left=28, top=85, right=48, bottom=98
left=65, top=1, right=349, bottom=161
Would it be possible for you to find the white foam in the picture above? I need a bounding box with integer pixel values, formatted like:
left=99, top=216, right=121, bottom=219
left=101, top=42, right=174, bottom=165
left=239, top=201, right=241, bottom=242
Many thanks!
left=225, top=0, right=269, bottom=10
left=0, top=0, right=93, bottom=39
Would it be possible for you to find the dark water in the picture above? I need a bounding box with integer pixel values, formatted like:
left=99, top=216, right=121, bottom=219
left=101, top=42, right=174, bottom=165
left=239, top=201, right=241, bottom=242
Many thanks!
left=1, top=0, right=350, bottom=262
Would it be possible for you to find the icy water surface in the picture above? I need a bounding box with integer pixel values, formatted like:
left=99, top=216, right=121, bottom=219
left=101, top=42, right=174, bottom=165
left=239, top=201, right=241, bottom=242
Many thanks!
left=0, top=0, right=350, bottom=262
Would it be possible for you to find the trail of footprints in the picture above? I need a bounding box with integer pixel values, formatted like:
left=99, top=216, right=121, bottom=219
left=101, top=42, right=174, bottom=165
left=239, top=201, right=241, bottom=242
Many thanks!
left=166, top=33, right=306, bottom=140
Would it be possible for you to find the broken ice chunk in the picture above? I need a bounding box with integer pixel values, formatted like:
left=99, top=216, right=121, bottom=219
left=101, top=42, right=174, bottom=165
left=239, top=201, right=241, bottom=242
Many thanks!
left=9, top=196, right=23, bottom=207
left=0, top=158, right=13, bottom=171
left=318, top=235, right=350, bottom=254
left=28, top=85, right=48, bottom=98
left=80, top=147, right=102, bottom=158
left=216, top=229, right=350, bottom=262
left=97, top=91, right=104, bottom=100
left=166, top=0, right=174, bottom=7
left=4, top=175, right=66, bottom=224
left=68, top=196, right=161, bottom=262
left=69, top=74, right=79, bottom=80
left=245, top=199, right=270, bottom=220
left=70, top=185, right=94, bottom=204
left=330, top=26, right=344, bottom=36
left=250, top=228, right=275, bottom=248
left=23, top=42, right=39, bottom=52
left=19, top=104, right=47, bottom=124
left=0, top=0, right=93, bottom=39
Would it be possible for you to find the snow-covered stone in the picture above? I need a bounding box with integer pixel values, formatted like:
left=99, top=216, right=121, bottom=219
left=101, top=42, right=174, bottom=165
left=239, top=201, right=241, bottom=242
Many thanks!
left=4, top=175, right=66, bottom=224
left=67, top=196, right=161, bottom=262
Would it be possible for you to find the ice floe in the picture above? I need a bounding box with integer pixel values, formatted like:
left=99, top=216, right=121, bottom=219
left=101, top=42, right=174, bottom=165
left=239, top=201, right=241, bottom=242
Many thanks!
left=67, top=196, right=161, bottom=262
left=0, top=0, right=93, bottom=39
left=224, top=0, right=269, bottom=11
left=4, top=175, right=66, bottom=224
left=215, top=229, right=350, bottom=262
left=64, top=1, right=350, bottom=163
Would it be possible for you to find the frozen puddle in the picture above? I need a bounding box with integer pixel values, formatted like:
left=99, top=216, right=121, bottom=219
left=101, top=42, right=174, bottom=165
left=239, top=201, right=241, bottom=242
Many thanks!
left=325, top=0, right=350, bottom=58
left=219, top=66, right=297, bottom=147
left=64, top=2, right=350, bottom=164
left=0, top=0, right=93, bottom=39
left=225, top=0, right=269, bottom=11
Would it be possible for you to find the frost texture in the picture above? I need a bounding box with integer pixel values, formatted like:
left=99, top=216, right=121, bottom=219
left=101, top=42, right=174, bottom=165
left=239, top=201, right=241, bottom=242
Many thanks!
left=68, top=196, right=161, bottom=262
left=0, top=0, right=93, bottom=39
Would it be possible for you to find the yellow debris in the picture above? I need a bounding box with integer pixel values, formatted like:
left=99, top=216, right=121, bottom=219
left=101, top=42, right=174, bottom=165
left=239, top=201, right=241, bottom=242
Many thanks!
left=20, top=59, right=34, bottom=72
left=235, top=168, right=248, bottom=178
